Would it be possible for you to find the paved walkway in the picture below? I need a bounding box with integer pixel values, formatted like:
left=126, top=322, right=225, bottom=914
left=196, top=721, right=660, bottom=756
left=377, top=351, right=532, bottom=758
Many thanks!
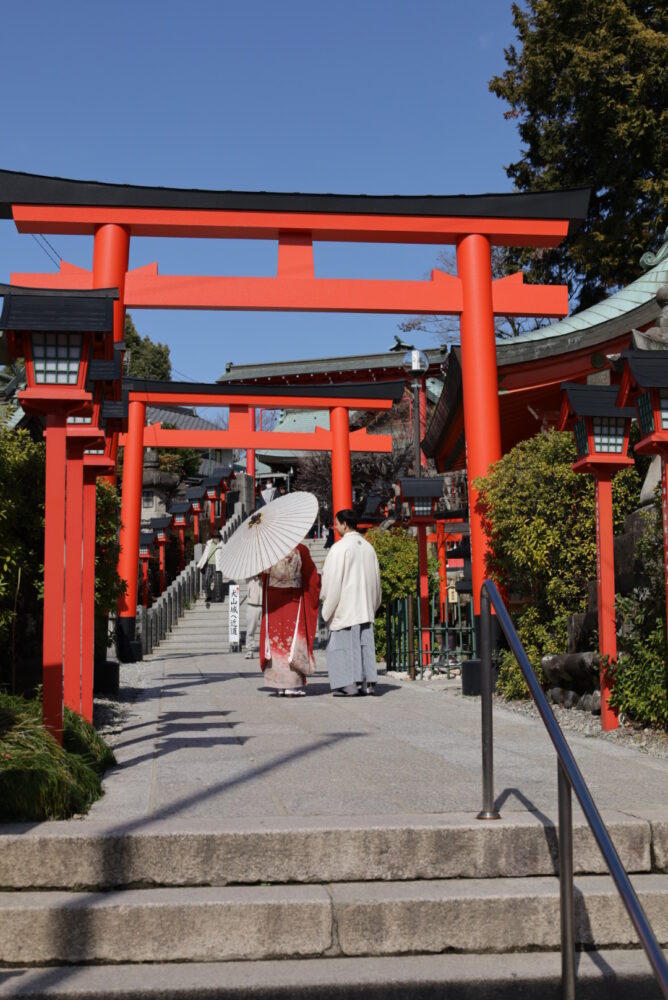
left=84, top=646, right=668, bottom=831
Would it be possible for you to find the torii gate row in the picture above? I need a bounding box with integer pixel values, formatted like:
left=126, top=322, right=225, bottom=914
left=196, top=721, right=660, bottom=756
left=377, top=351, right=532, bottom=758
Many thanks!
left=113, top=377, right=404, bottom=658
left=1, top=169, right=590, bottom=624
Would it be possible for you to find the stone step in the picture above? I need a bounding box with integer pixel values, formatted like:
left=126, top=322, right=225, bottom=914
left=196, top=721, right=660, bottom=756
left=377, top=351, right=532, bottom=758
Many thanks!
left=153, top=638, right=233, bottom=646
left=0, top=813, right=656, bottom=890
left=1, top=875, right=667, bottom=964
left=1, top=951, right=666, bottom=999
left=160, top=627, right=232, bottom=637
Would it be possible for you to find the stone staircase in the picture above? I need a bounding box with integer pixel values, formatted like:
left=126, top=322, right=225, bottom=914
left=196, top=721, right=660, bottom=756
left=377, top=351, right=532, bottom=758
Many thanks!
left=153, top=537, right=327, bottom=658
left=153, top=580, right=251, bottom=655
left=0, top=815, right=667, bottom=996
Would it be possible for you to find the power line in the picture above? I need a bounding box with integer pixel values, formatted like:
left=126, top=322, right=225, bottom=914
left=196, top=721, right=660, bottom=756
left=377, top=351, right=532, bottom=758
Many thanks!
left=171, top=366, right=199, bottom=382
left=39, top=234, right=62, bottom=262
left=30, top=234, right=60, bottom=269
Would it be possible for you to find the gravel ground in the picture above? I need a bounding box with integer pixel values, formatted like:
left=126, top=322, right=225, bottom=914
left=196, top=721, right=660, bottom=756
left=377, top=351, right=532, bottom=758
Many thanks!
left=491, top=693, right=668, bottom=759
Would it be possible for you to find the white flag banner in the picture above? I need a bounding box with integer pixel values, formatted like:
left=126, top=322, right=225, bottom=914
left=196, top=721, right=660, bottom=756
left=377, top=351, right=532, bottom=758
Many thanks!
left=228, top=584, right=240, bottom=644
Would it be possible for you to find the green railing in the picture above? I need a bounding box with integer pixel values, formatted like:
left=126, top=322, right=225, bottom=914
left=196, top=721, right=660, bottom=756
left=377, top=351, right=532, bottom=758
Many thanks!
left=385, top=590, right=476, bottom=678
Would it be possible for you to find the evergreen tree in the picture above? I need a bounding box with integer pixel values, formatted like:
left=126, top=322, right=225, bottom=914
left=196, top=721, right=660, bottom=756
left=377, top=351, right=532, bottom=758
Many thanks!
left=124, top=314, right=172, bottom=380
left=489, top=0, right=667, bottom=310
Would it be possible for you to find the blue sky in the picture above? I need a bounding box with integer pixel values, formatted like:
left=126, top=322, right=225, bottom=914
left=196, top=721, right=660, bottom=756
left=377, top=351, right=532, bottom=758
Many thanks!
left=1, top=0, right=523, bottom=383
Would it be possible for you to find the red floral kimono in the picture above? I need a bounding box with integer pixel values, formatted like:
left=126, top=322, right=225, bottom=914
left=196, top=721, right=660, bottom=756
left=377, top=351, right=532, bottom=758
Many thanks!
left=259, top=544, right=320, bottom=689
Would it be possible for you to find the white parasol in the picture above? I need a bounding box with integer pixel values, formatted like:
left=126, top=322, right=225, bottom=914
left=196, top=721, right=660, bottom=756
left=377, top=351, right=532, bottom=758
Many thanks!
left=216, top=491, right=318, bottom=581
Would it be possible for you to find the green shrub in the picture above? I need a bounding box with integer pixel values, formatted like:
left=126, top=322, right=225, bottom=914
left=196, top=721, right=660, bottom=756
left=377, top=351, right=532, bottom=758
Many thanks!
left=475, top=429, right=640, bottom=699
left=367, top=528, right=438, bottom=659
left=0, top=427, right=46, bottom=680
left=610, top=503, right=668, bottom=727
left=0, top=692, right=115, bottom=821
left=608, top=622, right=668, bottom=727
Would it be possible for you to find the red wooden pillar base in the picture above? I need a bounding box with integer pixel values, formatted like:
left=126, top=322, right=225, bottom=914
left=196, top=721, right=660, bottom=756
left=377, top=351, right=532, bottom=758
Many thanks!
left=247, top=406, right=256, bottom=479
left=64, top=440, right=85, bottom=715
left=436, top=522, right=447, bottom=622
left=418, top=524, right=431, bottom=664
left=419, top=378, right=428, bottom=471
left=177, top=527, right=185, bottom=574
left=42, top=412, right=68, bottom=743
left=158, top=543, right=166, bottom=594
left=220, top=488, right=227, bottom=528
left=81, top=465, right=97, bottom=723
left=141, top=558, right=150, bottom=608
left=117, top=399, right=146, bottom=661
left=595, top=472, right=619, bottom=731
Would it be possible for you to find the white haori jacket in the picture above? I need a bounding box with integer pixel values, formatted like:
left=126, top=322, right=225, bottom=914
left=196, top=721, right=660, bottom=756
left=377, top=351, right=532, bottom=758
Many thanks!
left=320, top=531, right=381, bottom=631
left=197, top=539, right=217, bottom=570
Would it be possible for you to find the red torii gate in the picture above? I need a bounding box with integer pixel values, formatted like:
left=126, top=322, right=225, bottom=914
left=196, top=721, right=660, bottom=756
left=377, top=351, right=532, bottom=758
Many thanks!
left=1, top=169, right=588, bottom=650
left=113, top=377, right=403, bottom=657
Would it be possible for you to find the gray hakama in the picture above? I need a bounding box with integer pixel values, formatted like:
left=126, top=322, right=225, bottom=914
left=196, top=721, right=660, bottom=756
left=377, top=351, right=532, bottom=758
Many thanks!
left=326, top=623, right=377, bottom=690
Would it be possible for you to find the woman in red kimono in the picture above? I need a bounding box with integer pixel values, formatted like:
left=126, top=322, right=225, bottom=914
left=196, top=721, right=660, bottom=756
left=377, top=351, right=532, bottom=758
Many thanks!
left=259, top=543, right=320, bottom=697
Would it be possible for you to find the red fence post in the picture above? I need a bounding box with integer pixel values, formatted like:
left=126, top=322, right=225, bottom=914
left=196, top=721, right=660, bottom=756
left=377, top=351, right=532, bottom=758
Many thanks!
left=117, top=399, right=146, bottom=659
left=42, top=413, right=68, bottom=743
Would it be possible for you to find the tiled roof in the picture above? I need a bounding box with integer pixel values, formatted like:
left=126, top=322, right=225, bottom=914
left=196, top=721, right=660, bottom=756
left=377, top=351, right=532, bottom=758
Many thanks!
left=502, top=247, right=668, bottom=348
left=146, top=405, right=221, bottom=432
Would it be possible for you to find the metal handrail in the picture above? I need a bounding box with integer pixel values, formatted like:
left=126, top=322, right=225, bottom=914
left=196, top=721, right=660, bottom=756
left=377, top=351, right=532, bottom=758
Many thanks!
left=479, top=579, right=668, bottom=1000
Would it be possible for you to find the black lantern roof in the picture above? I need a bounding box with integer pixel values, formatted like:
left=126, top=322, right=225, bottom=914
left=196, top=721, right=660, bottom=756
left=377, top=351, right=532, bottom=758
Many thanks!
left=89, top=343, right=123, bottom=382
left=0, top=285, right=117, bottom=332
left=186, top=484, right=207, bottom=502
left=140, top=531, right=156, bottom=548
left=621, top=350, right=668, bottom=389
left=399, top=477, right=444, bottom=499
left=169, top=501, right=192, bottom=516
left=361, top=491, right=384, bottom=520
left=204, top=469, right=233, bottom=488
left=150, top=515, right=173, bottom=532
left=561, top=383, right=635, bottom=419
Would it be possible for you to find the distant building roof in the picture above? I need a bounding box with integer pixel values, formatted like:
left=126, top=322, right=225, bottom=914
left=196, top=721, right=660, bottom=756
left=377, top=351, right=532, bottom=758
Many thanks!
left=146, top=404, right=220, bottom=432
left=492, top=245, right=668, bottom=359
left=218, top=347, right=448, bottom=386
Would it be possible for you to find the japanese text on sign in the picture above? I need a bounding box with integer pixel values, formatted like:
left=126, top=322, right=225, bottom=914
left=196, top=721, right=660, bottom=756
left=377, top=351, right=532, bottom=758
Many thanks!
left=228, top=584, right=240, bottom=644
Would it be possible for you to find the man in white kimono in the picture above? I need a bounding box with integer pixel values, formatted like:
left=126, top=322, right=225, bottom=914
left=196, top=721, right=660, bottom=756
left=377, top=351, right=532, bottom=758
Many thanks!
left=320, top=509, right=382, bottom=696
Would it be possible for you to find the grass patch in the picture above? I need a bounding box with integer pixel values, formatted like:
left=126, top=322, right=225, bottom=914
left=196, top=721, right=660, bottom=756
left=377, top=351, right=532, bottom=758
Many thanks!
left=0, top=692, right=115, bottom=821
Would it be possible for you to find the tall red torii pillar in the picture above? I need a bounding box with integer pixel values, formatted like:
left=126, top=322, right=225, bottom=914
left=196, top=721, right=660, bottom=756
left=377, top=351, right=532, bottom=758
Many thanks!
left=3, top=170, right=589, bottom=636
